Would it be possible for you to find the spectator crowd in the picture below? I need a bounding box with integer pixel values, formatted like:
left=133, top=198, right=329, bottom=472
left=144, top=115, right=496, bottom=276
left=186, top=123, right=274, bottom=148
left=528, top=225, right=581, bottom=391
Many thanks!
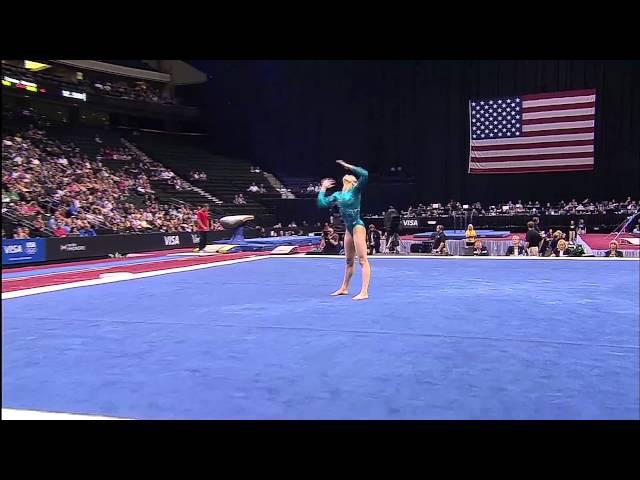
left=190, top=170, right=207, bottom=181
left=92, top=78, right=168, bottom=104
left=384, top=198, right=639, bottom=218
left=2, top=127, right=217, bottom=238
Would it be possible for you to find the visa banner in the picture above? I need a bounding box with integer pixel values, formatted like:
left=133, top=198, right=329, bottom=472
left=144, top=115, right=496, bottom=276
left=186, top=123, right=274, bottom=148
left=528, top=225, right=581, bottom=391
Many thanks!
left=2, top=238, right=47, bottom=265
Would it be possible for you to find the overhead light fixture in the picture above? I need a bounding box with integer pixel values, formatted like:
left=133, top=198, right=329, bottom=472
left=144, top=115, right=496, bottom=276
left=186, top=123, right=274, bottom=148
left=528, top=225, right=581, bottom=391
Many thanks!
left=24, top=60, right=51, bottom=71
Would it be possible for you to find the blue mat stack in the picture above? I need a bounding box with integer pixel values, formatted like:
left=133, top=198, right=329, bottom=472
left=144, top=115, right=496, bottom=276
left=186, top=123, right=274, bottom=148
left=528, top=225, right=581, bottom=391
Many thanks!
left=213, top=235, right=321, bottom=252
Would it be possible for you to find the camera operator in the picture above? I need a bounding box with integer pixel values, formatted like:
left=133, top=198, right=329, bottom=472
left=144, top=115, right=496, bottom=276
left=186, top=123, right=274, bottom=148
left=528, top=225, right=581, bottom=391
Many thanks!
left=319, top=226, right=340, bottom=254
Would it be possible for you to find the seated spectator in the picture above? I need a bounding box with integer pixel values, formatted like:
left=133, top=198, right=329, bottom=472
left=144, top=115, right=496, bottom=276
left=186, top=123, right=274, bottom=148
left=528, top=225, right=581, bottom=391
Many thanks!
left=604, top=240, right=624, bottom=258
left=505, top=235, right=526, bottom=256
left=472, top=239, right=489, bottom=256
left=633, top=223, right=640, bottom=234
left=52, top=223, right=68, bottom=237
left=553, top=239, right=571, bottom=257
left=31, top=215, right=45, bottom=237
left=48, top=215, right=61, bottom=230
left=13, top=226, right=29, bottom=239
left=465, top=224, right=477, bottom=246
left=79, top=223, right=97, bottom=237
left=259, top=184, right=267, bottom=193
left=288, top=220, right=297, bottom=228
left=211, top=219, right=224, bottom=231
left=247, top=183, right=260, bottom=193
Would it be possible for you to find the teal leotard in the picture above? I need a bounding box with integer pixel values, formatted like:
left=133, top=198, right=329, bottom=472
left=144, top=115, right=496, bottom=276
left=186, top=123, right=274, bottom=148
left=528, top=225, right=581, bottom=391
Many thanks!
left=317, top=166, right=368, bottom=234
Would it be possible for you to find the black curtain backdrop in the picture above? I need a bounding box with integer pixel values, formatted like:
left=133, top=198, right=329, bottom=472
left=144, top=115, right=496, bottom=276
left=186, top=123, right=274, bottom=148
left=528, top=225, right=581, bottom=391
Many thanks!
left=192, top=60, right=640, bottom=204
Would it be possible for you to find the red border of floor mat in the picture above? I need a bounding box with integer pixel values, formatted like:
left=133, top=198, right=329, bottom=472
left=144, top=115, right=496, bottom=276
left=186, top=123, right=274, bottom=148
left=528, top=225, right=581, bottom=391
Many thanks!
left=2, top=252, right=266, bottom=292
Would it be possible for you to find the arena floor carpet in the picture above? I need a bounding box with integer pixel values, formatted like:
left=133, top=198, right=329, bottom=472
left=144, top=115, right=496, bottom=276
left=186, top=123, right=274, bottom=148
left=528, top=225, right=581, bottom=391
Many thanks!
left=2, top=255, right=639, bottom=420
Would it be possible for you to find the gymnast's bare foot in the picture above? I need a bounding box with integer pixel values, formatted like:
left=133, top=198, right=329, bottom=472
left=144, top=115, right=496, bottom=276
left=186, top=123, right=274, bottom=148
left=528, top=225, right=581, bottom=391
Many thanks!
left=352, top=292, right=369, bottom=300
left=331, top=288, right=349, bottom=296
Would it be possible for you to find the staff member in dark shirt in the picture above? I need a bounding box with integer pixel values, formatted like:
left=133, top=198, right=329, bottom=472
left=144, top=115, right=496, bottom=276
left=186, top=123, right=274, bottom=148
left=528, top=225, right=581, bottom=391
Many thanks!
left=432, top=225, right=448, bottom=254
left=195, top=204, right=211, bottom=252
left=525, top=221, right=542, bottom=256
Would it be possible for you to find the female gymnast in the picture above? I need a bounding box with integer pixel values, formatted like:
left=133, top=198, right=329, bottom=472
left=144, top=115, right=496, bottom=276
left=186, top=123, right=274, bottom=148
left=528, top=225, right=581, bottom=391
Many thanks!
left=317, top=160, right=370, bottom=300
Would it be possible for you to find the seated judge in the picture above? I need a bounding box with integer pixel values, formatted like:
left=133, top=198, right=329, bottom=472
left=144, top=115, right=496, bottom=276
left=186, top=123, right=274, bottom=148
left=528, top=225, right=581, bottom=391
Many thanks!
left=472, top=239, right=489, bottom=256
left=553, top=239, right=571, bottom=257
left=604, top=240, right=624, bottom=258
left=505, top=235, right=526, bottom=256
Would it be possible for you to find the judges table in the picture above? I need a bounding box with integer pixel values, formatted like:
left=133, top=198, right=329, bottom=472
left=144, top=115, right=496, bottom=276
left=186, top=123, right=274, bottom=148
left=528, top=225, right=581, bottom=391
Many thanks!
left=398, top=237, right=513, bottom=256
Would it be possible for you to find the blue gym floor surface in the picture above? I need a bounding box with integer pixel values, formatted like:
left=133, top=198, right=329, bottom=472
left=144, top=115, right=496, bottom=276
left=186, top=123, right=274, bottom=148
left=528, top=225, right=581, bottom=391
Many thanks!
left=3, top=256, right=639, bottom=419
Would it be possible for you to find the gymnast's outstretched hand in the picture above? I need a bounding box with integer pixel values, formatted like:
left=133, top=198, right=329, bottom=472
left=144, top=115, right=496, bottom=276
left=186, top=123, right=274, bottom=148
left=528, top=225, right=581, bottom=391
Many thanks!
left=320, top=178, right=335, bottom=190
left=336, top=159, right=353, bottom=170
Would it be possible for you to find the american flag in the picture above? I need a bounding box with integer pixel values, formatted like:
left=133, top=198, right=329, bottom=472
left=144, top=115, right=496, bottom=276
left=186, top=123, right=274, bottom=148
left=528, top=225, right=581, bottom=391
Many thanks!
left=468, top=89, right=596, bottom=174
